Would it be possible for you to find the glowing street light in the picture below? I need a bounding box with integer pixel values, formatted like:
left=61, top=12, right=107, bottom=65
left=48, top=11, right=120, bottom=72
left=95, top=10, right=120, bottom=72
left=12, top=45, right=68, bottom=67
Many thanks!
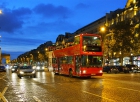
left=100, top=26, right=106, bottom=32
left=0, top=10, right=2, bottom=14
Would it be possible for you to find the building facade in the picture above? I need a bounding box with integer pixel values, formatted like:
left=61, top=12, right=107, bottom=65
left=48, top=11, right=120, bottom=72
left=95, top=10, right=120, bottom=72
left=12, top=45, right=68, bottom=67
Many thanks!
left=72, top=0, right=140, bottom=66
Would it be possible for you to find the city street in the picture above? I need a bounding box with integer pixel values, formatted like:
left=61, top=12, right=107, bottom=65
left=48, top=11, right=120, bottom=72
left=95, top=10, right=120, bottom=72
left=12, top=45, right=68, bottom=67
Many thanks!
left=0, top=69, right=140, bottom=102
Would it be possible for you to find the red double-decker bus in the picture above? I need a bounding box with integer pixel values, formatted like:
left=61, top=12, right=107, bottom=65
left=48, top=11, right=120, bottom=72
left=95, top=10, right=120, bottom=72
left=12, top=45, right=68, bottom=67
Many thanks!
left=52, top=33, right=103, bottom=77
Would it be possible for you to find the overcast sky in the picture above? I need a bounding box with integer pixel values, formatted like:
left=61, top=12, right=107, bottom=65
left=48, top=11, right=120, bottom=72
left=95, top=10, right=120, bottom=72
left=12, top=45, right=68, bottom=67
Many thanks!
left=0, top=0, right=127, bottom=60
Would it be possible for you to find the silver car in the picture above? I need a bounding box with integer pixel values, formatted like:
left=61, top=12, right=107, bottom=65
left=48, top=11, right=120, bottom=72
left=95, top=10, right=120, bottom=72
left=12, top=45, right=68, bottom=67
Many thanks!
left=17, top=66, right=36, bottom=78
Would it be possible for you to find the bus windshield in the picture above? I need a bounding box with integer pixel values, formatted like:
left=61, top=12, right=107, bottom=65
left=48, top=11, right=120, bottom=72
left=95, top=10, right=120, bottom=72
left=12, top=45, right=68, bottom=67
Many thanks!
left=83, top=36, right=102, bottom=52
left=81, top=55, right=102, bottom=67
left=83, top=36, right=101, bottom=46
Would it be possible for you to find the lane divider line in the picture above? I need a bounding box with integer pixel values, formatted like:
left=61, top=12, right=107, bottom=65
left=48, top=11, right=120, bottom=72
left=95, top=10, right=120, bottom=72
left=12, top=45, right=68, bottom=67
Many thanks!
left=33, top=96, right=42, bottom=102
left=0, top=87, right=8, bottom=102
left=82, top=90, right=115, bottom=102
left=118, top=87, right=140, bottom=93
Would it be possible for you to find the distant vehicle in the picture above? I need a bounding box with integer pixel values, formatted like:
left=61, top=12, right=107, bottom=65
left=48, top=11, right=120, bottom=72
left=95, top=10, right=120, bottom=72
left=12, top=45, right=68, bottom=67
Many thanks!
left=17, top=66, right=36, bottom=78
left=11, top=65, right=19, bottom=73
left=115, top=65, right=129, bottom=73
left=103, top=66, right=119, bottom=73
left=36, top=65, right=45, bottom=71
left=137, top=67, right=140, bottom=73
left=125, top=64, right=138, bottom=73
left=0, top=66, right=6, bottom=72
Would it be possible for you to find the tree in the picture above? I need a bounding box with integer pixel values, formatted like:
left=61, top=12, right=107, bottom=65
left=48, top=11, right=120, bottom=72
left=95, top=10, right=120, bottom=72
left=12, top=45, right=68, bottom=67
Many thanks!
left=105, top=19, right=138, bottom=65
left=110, top=19, right=135, bottom=53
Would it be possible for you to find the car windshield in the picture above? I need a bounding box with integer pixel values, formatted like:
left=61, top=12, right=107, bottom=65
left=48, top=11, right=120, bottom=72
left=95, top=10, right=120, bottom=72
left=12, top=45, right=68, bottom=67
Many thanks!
left=20, top=66, right=32, bottom=69
left=0, top=66, right=5, bottom=68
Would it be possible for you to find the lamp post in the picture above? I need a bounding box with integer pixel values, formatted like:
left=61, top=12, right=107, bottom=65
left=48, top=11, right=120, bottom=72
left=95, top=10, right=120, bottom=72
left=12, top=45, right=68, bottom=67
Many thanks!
left=100, top=26, right=112, bottom=65
left=100, top=26, right=106, bottom=66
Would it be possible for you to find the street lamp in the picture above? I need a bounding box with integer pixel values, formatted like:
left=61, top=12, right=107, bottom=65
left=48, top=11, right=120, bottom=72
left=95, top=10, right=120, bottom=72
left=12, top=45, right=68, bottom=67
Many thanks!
left=100, top=26, right=107, bottom=66
left=0, top=10, right=2, bottom=14
left=100, top=26, right=105, bottom=32
left=100, top=26, right=112, bottom=65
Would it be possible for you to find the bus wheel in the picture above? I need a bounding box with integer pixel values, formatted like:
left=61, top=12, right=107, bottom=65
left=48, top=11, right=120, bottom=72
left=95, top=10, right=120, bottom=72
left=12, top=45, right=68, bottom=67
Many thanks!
left=69, top=70, right=73, bottom=77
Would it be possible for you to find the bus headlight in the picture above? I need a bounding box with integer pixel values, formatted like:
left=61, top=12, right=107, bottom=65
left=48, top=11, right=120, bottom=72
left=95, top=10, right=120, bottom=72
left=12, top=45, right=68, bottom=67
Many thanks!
left=83, top=70, right=86, bottom=74
left=99, top=70, right=102, bottom=73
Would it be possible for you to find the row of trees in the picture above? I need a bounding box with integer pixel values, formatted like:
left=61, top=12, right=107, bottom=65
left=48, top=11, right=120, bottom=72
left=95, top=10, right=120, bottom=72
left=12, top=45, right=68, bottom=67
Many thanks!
left=103, top=18, right=140, bottom=64
left=11, top=41, right=54, bottom=64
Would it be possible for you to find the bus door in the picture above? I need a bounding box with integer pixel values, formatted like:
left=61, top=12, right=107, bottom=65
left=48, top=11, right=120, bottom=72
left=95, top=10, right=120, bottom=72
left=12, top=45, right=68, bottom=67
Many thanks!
left=75, top=55, right=81, bottom=74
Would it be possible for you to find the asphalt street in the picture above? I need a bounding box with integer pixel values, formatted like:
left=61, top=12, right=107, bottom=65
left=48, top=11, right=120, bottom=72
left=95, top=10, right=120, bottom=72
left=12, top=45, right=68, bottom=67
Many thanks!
left=0, top=69, right=140, bottom=102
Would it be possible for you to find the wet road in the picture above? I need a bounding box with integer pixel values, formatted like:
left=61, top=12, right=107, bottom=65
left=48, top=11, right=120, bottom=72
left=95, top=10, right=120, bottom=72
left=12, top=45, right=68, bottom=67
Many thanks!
left=0, top=69, right=140, bottom=102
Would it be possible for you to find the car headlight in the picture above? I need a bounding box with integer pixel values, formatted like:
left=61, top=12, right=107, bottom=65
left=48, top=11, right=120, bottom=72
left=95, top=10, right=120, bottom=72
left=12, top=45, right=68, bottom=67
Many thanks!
left=32, top=70, right=36, bottom=74
left=20, top=71, right=24, bottom=74
left=12, top=69, right=15, bottom=71
left=37, top=66, right=40, bottom=69
left=33, top=66, right=36, bottom=69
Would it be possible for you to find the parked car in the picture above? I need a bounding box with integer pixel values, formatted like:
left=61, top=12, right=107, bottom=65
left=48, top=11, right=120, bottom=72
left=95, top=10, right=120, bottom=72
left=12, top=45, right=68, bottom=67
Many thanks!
left=17, top=65, right=36, bottom=78
left=125, top=64, right=138, bottom=73
left=0, top=66, right=6, bottom=72
left=115, top=65, right=129, bottom=73
left=103, top=66, right=119, bottom=73
left=11, top=65, right=19, bottom=73
left=137, top=67, right=140, bottom=73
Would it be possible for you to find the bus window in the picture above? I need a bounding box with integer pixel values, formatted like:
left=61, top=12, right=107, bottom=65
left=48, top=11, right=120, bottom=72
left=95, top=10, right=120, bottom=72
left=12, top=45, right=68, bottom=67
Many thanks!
left=94, top=37, right=101, bottom=46
left=81, top=55, right=102, bottom=67
left=82, top=36, right=102, bottom=52
left=83, top=36, right=101, bottom=46
left=74, top=36, right=80, bottom=45
left=62, top=57, right=67, bottom=64
left=67, top=56, right=73, bottom=64
left=52, top=58, right=57, bottom=64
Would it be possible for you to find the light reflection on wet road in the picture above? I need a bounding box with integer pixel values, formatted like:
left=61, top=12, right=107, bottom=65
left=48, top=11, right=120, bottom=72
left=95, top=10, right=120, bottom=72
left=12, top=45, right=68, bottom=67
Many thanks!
left=0, top=69, right=140, bottom=102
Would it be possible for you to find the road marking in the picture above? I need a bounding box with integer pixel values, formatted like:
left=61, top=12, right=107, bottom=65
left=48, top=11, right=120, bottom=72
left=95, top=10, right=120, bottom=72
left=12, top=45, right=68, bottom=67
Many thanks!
left=118, top=87, right=140, bottom=93
left=0, top=87, right=8, bottom=102
left=82, top=91, right=115, bottom=102
left=33, top=96, right=42, bottom=102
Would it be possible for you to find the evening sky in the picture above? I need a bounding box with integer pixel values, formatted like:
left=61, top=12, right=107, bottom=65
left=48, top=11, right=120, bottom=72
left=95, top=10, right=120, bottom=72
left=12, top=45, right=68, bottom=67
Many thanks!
left=0, top=0, right=127, bottom=60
